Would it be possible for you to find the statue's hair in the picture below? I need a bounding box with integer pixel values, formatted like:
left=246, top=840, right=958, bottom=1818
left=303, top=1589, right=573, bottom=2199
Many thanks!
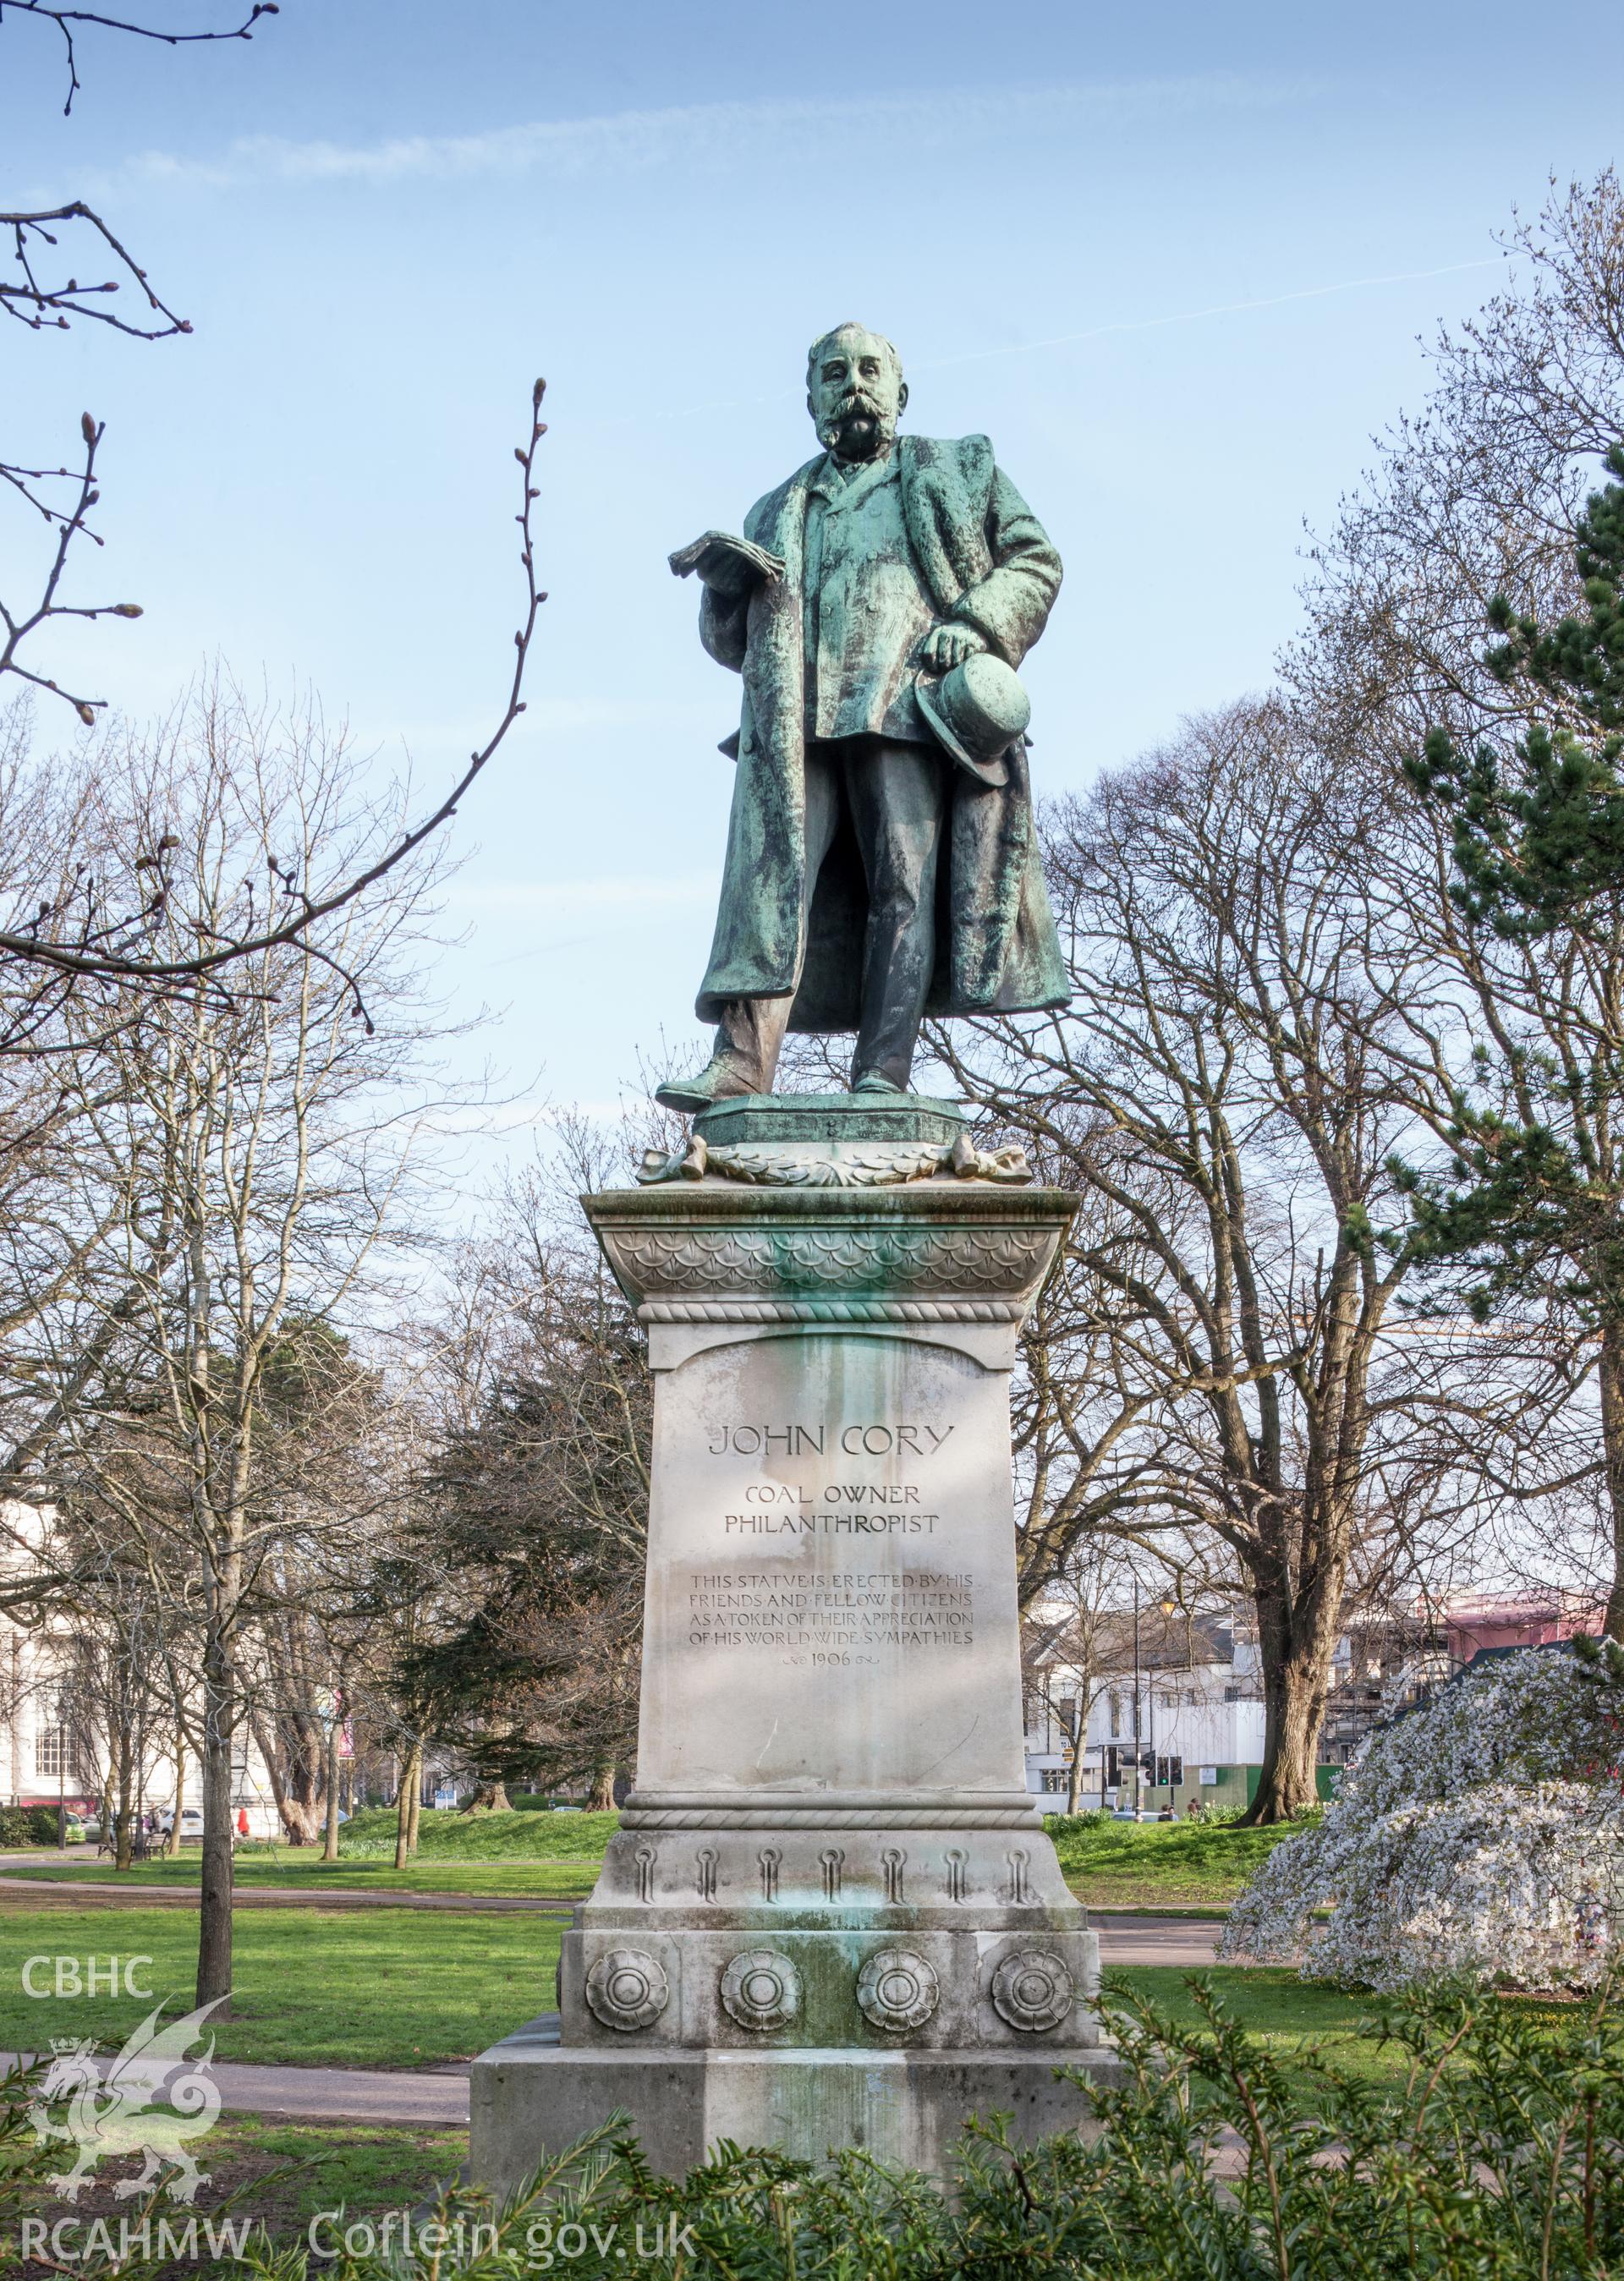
left=806, top=321, right=903, bottom=386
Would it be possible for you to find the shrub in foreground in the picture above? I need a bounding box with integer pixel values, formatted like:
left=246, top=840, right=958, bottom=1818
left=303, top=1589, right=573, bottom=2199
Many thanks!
left=13, top=1980, right=1610, bottom=2279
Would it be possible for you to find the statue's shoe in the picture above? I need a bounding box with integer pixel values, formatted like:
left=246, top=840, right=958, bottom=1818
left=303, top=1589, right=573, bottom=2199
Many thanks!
left=851, top=1071, right=908, bottom=1096
left=654, top=1057, right=760, bottom=1114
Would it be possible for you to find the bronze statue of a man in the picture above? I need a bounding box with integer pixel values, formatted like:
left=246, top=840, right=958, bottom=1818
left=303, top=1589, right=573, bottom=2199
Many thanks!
left=657, top=321, right=1070, bottom=1112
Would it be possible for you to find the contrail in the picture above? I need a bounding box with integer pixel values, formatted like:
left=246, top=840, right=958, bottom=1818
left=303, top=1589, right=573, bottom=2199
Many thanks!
left=606, top=255, right=1512, bottom=428
left=910, top=255, right=1512, bottom=373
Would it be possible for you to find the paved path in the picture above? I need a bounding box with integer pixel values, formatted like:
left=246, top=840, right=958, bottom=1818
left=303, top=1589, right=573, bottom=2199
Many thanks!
left=1095, top=1915, right=1225, bottom=1968
left=4, top=2046, right=489, bottom=2127
left=0, top=1869, right=576, bottom=1915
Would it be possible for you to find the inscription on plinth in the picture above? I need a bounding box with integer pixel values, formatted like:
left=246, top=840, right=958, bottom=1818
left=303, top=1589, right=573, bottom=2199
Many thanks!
left=640, top=1335, right=1015, bottom=1801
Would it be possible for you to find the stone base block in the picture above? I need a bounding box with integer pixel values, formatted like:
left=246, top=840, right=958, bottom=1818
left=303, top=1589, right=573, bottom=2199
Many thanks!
left=469, top=2029, right=1123, bottom=2185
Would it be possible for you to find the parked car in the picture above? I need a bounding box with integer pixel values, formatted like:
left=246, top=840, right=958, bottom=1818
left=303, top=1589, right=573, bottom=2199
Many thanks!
left=156, top=1807, right=205, bottom=1838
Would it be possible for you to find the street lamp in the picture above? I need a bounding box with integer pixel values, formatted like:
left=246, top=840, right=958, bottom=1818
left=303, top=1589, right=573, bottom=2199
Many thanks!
left=1155, top=1598, right=1177, bottom=1805
left=1132, top=1579, right=1141, bottom=1817
left=53, top=1686, right=69, bottom=1852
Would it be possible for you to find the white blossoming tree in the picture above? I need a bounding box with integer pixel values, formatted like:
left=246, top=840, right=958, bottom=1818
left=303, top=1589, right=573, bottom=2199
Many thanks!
left=1220, top=1637, right=1624, bottom=1992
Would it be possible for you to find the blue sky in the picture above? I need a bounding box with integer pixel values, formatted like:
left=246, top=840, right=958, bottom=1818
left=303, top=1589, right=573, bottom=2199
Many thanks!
left=7, top=0, right=1624, bottom=1141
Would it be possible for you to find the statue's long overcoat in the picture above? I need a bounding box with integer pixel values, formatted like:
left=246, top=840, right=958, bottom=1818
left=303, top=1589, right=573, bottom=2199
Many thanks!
left=694, top=433, right=1071, bottom=1033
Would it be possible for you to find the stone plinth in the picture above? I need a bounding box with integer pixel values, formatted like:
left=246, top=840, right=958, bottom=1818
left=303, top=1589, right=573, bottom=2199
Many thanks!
left=469, top=1097, right=1119, bottom=2185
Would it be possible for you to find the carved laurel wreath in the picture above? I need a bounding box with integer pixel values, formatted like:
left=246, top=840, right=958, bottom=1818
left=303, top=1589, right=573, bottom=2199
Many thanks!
left=637, top=1130, right=1031, bottom=1188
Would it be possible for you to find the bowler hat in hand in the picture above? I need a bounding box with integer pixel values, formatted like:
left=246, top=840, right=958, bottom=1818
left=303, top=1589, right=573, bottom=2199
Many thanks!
left=914, top=651, right=1031, bottom=787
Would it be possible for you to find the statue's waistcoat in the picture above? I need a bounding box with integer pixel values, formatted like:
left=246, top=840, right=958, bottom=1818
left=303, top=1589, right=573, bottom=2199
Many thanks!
left=803, top=452, right=935, bottom=748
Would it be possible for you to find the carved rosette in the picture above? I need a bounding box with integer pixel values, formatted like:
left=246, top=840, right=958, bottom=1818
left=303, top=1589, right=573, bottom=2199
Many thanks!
left=584, top=1949, right=670, bottom=2032
left=720, top=1949, right=802, bottom=2032
left=856, top=1947, right=941, bottom=2033
left=990, top=1949, right=1075, bottom=2033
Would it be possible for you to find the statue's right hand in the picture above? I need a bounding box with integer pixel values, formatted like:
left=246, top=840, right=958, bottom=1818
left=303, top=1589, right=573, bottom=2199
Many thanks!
left=669, top=531, right=784, bottom=595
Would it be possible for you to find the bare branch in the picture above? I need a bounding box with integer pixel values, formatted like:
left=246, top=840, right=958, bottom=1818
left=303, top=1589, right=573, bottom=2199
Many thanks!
left=0, top=383, right=549, bottom=990
left=1, top=202, right=191, bottom=337
left=0, top=1, right=277, bottom=116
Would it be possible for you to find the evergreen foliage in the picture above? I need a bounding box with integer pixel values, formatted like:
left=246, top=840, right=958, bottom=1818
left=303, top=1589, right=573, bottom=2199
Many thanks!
left=1398, top=447, right=1624, bottom=1368
left=157, top=1978, right=1622, bottom=2278
left=396, top=1264, right=649, bottom=1798
left=1406, top=441, right=1624, bottom=935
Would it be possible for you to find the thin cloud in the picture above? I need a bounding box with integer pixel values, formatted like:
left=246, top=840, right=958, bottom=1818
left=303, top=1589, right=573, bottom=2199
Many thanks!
left=912, top=255, right=1515, bottom=370
left=606, top=255, right=1516, bottom=430
left=118, top=73, right=1322, bottom=192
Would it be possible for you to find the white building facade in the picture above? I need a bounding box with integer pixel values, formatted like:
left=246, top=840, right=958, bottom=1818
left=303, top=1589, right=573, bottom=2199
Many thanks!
left=1023, top=1613, right=1356, bottom=1812
left=0, top=1504, right=282, bottom=1841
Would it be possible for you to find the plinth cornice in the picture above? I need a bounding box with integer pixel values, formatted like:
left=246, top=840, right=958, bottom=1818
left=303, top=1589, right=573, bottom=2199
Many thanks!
left=585, top=1183, right=1078, bottom=1319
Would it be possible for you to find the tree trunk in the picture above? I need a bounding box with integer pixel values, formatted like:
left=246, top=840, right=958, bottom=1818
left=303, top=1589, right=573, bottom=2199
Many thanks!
left=1065, top=1711, right=1084, bottom=1816
left=248, top=1709, right=306, bottom=1846
left=405, top=1752, right=422, bottom=1856
left=1243, top=1574, right=1338, bottom=1823
left=195, top=1627, right=236, bottom=2015
left=113, top=1724, right=134, bottom=1871
left=461, top=1778, right=512, bottom=1813
left=254, top=1708, right=325, bottom=1844
left=393, top=1741, right=417, bottom=1870
left=1598, top=1319, right=1624, bottom=1642
left=588, top=1764, right=615, bottom=1813
left=165, top=1740, right=185, bottom=1859
left=321, top=1702, right=342, bottom=1863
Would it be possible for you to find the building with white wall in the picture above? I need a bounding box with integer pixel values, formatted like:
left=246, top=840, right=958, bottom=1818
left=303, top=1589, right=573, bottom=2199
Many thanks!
left=0, top=1501, right=281, bottom=1840
left=1023, top=1615, right=1270, bottom=1813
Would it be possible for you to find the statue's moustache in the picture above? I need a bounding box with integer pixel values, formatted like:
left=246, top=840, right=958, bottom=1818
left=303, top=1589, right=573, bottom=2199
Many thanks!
left=820, top=393, right=887, bottom=444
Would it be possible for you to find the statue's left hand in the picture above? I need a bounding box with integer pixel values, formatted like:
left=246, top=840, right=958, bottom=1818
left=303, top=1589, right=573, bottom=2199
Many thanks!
left=919, top=623, right=986, bottom=672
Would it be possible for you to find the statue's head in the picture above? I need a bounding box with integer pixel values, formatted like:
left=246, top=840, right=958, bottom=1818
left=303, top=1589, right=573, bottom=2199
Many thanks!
left=806, top=322, right=907, bottom=462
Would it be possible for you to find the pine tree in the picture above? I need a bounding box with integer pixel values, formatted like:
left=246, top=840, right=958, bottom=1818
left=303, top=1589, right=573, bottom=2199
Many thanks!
left=1403, top=442, right=1624, bottom=1637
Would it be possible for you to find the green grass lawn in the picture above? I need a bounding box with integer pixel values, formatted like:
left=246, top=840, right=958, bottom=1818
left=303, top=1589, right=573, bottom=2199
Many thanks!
left=1106, top=1966, right=1605, bottom=2090
left=4, top=1856, right=595, bottom=1900
left=0, top=1905, right=561, bottom=2066
left=10, top=1812, right=1294, bottom=1911
left=0, top=1893, right=1590, bottom=2096
left=1107, top=1966, right=1405, bottom=2086
left=12, top=2115, right=469, bottom=2255
left=1048, top=1815, right=1300, bottom=1907
left=339, top=1806, right=621, bottom=1859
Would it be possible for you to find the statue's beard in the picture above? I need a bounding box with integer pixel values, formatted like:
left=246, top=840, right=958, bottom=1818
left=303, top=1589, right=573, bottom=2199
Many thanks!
left=820, top=395, right=895, bottom=460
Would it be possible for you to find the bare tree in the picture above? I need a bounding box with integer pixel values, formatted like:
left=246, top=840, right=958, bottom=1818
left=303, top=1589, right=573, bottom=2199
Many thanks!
left=1295, top=171, right=1624, bottom=1636
left=1290, top=173, right=1624, bottom=754
left=27, top=685, right=446, bottom=2009
left=1022, top=1538, right=1146, bottom=1815
left=4, top=5, right=280, bottom=725
left=940, top=703, right=1506, bottom=1819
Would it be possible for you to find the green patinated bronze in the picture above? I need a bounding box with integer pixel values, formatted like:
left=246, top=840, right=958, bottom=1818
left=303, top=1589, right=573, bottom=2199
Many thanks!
left=658, top=323, right=1070, bottom=1114
left=694, top=1091, right=966, bottom=1149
